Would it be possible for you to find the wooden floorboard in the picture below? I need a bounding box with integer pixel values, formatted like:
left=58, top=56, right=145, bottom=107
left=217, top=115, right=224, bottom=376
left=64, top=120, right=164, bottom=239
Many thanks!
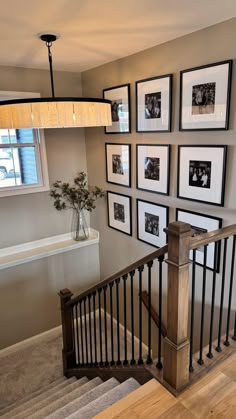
left=179, top=371, right=236, bottom=418
left=95, top=340, right=236, bottom=418
left=94, top=379, right=161, bottom=419
left=144, top=333, right=236, bottom=397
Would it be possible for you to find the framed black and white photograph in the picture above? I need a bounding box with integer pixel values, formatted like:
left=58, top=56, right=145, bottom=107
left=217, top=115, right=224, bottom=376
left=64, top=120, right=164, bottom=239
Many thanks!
left=136, top=144, right=170, bottom=195
left=177, top=145, right=227, bottom=206
left=180, top=60, right=232, bottom=130
left=107, top=191, right=132, bottom=236
left=105, top=143, right=131, bottom=187
left=176, top=208, right=222, bottom=271
left=136, top=74, right=172, bottom=132
left=103, top=84, right=131, bottom=134
left=137, top=199, right=169, bottom=248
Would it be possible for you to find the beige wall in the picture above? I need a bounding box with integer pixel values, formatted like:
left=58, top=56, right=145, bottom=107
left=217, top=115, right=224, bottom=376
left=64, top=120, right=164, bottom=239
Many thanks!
left=0, top=244, right=100, bottom=349
left=0, top=66, right=101, bottom=349
left=83, top=18, right=236, bottom=281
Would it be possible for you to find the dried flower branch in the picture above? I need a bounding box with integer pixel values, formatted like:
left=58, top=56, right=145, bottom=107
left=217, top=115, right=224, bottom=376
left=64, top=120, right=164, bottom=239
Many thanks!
left=50, top=172, right=105, bottom=214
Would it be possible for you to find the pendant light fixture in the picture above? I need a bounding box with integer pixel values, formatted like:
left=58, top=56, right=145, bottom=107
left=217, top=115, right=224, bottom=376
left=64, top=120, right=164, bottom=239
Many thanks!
left=0, top=33, right=112, bottom=129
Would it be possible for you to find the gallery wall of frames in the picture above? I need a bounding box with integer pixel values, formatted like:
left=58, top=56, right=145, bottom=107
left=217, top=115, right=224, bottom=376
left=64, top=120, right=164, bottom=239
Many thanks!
left=103, top=59, right=233, bottom=272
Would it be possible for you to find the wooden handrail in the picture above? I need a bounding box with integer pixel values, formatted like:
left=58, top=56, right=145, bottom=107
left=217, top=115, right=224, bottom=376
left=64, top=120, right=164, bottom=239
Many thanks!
left=67, top=244, right=168, bottom=306
left=141, top=290, right=167, bottom=337
left=190, top=224, right=236, bottom=250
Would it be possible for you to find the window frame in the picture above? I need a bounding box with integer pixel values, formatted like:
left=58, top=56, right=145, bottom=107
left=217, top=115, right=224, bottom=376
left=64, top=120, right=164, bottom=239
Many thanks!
left=0, top=91, right=49, bottom=198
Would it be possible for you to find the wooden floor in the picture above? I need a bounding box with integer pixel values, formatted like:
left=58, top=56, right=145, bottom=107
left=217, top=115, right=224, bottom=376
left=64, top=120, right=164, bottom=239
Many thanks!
left=94, top=353, right=236, bottom=418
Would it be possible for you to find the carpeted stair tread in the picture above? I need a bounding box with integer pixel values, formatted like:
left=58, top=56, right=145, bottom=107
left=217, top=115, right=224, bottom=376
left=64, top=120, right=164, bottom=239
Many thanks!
left=1, top=377, right=77, bottom=418
left=0, top=377, right=66, bottom=416
left=26, top=377, right=103, bottom=419
left=66, top=377, right=140, bottom=419
left=46, top=377, right=120, bottom=419
left=12, top=377, right=88, bottom=419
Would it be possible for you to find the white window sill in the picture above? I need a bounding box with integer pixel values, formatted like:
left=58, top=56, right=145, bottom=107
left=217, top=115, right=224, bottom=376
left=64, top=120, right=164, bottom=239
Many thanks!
left=0, top=228, right=99, bottom=270
left=0, top=184, right=50, bottom=198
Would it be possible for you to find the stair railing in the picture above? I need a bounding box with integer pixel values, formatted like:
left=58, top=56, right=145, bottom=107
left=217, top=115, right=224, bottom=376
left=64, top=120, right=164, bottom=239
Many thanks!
left=59, top=221, right=236, bottom=393
left=59, top=244, right=168, bottom=384
left=163, top=221, right=236, bottom=391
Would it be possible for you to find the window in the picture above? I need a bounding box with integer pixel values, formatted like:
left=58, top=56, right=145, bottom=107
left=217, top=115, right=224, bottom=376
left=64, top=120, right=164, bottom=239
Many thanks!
left=0, top=92, right=49, bottom=197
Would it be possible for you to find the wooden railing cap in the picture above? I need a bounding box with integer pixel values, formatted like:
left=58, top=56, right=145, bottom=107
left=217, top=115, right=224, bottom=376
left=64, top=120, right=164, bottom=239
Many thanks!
left=67, top=244, right=168, bottom=306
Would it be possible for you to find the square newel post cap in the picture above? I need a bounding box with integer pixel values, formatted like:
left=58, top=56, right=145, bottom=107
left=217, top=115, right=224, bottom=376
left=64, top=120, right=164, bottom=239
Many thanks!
left=165, top=221, right=192, bottom=237
left=165, top=221, right=192, bottom=266
left=59, top=288, right=73, bottom=300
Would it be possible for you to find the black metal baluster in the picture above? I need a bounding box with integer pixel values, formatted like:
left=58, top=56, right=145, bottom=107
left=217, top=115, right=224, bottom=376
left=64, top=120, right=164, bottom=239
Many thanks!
left=72, top=304, right=77, bottom=364
left=216, top=238, right=228, bottom=352
left=233, top=313, right=236, bottom=341
left=130, top=270, right=136, bottom=365
left=225, top=235, right=236, bottom=346
left=75, top=303, right=80, bottom=365
left=103, top=285, right=109, bottom=366
left=189, top=249, right=196, bottom=371
left=157, top=255, right=164, bottom=369
left=147, top=261, right=153, bottom=364
left=123, top=274, right=128, bottom=365
left=79, top=300, right=84, bottom=366
left=98, top=288, right=103, bottom=366
left=138, top=265, right=144, bottom=365
left=207, top=241, right=219, bottom=359
left=109, top=282, right=115, bottom=365
left=198, top=245, right=208, bottom=365
left=83, top=297, right=89, bottom=365
left=93, top=291, right=98, bottom=366
left=71, top=304, right=75, bottom=355
left=116, top=278, right=121, bottom=365
left=88, top=294, right=93, bottom=364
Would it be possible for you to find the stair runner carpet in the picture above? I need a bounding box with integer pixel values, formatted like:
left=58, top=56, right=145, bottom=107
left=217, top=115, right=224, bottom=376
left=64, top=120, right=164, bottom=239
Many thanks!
left=0, top=376, right=140, bottom=419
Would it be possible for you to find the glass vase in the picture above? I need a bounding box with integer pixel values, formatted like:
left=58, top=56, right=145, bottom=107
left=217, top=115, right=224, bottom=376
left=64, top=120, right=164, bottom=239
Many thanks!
left=71, top=209, right=89, bottom=241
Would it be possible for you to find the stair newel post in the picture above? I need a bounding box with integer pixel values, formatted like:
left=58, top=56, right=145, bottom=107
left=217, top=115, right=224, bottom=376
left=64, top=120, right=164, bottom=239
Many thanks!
left=59, top=288, right=76, bottom=374
left=163, top=221, right=192, bottom=391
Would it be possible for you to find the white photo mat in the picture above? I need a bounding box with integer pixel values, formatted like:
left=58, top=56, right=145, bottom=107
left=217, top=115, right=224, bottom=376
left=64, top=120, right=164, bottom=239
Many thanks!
left=106, top=143, right=130, bottom=187
left=178, top=146, right=226, bottom=206
left=103, top=85, right=130, bottom=133
left=107, top=191, right=132, bottom=236
left=136, top=75, right=171, bottom=132
left=137, top=144, right=169, bottom=194
left=177, top=209, right=221, bottom=270
left=137, top=199, right=168, bottom=248
left=181, top=61, right=231, bottom=130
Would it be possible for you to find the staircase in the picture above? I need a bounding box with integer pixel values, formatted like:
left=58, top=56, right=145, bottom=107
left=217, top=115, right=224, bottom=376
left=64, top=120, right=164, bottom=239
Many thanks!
left=1, top=220, right=236, bottom=417
left=0, top=375, right=140, bottom=418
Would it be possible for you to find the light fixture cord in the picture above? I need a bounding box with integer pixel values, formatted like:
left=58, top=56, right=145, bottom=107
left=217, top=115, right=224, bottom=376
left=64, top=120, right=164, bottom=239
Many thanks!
left=46, top=41, right=55, bottom=98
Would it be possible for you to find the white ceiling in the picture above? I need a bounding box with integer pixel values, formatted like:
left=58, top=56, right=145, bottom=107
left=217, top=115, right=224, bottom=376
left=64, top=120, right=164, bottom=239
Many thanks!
left=0, top=0, right=236, bottom=73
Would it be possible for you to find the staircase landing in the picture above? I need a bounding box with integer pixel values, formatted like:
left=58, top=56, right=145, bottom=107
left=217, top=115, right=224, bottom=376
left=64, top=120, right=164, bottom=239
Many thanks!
left=95, top=353, right=236, bottom=418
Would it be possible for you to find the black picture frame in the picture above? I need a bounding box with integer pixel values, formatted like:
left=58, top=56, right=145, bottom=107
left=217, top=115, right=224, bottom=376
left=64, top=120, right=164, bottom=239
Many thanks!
left=103, top=84, right=131, bottom=134
left=176, top=208, right=222, bottom=272
left=179, top=60, right=232, bottom=131
left=177, top=145, right=227, bottom=207
left=137, top=198, right=169, bottom=248
left=105, top=143, right=131, bottom=188
left=107, top=191, right=132, bottom=236
left=136, top=74, right=172, bottom=133
left=136, top=144, right=170, bottom=195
